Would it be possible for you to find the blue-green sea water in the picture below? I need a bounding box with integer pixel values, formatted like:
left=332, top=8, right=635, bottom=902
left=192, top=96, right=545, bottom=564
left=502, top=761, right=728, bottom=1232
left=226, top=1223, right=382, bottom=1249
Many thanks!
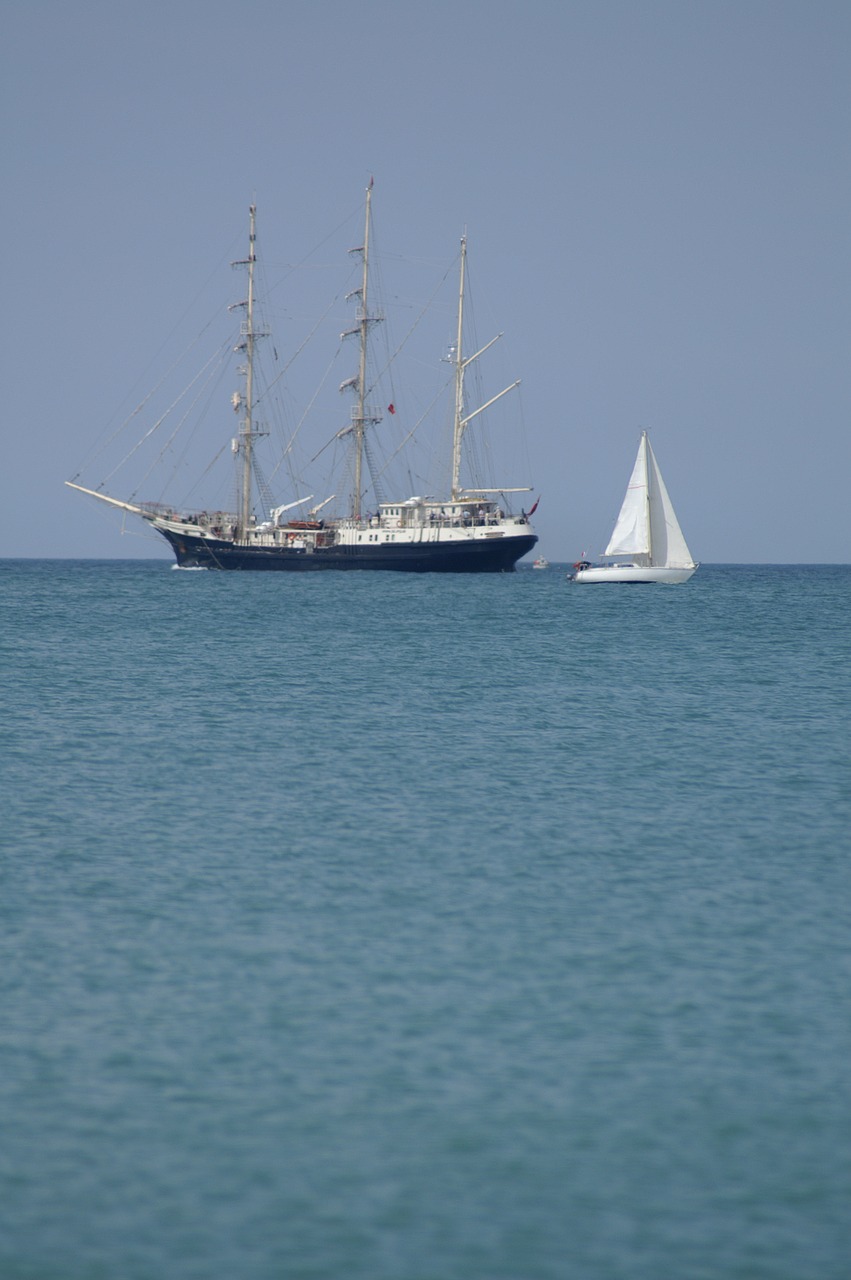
left=1, top=560, right=849, bottom=1280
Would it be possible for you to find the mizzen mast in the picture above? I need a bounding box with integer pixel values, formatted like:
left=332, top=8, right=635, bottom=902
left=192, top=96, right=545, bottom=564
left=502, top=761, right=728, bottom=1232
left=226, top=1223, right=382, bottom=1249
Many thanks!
left=450, top=234, right=468, bottom=502
left=232, top=204, right=268, bottom=537
left=450, top=234, right=520, bottom=502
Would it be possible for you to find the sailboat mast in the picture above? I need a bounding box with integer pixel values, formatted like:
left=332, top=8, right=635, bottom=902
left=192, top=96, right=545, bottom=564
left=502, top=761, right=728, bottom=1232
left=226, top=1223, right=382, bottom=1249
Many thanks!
left=237, top=204, right=258, bottom=537
left=641, top=429, right=652, bottom=563
left=352, top=184, right=373, bottom=521
left=450, top=235, right=467, bottom=502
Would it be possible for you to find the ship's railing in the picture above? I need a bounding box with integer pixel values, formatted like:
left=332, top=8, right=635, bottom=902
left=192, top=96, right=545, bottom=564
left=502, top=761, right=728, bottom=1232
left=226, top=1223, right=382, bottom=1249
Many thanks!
left=137, top=501, right=179, bottom=519
left=361, top=508, right=525, bottom=532
left=178, top=510, right=237, bottom=528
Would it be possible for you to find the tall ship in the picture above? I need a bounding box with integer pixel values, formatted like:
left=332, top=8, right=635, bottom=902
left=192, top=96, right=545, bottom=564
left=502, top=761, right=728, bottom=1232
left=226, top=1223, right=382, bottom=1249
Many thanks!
left=67, top=186, right=538, bottom=571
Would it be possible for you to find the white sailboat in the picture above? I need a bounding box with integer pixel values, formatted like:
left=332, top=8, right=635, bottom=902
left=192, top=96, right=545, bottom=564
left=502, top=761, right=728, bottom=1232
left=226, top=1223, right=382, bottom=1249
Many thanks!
left=570, top=431, right=697, bottom=583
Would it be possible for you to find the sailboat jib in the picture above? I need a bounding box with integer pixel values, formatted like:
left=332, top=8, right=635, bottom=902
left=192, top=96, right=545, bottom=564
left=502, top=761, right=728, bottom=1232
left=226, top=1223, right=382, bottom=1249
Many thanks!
left=66, top=188, right=538, bottom=572
left=572, top=430, right=697, bottom=584
left=645, top=439, right=694, bottom=568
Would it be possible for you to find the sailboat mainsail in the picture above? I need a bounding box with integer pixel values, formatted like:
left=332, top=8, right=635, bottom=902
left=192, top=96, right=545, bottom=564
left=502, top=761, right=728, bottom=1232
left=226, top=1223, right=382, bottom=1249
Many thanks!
left=603, top=437, right=651, bottom=559
left=571, top=431, right=697, bottom=584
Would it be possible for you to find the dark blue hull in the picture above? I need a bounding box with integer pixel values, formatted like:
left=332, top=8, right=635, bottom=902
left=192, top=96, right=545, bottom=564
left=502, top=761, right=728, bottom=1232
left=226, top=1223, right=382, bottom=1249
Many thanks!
left=160, top=529, right=538, bottom=572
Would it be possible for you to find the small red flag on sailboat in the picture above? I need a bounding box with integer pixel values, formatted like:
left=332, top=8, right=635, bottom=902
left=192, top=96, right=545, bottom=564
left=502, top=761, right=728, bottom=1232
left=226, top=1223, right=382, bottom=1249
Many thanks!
left=528, top=496, right=540, bottom=516
left=387, top=403, right=395, bottom=414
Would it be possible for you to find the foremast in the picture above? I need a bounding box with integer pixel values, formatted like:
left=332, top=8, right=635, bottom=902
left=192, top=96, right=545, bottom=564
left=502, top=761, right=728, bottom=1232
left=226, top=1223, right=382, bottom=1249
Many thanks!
left=450, top=235, right=520, bottom=502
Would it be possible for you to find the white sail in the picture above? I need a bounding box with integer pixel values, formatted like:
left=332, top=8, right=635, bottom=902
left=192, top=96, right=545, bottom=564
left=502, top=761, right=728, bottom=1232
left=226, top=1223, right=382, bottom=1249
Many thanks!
left=603, top=431, right=694, bottom=568
left=645, top=438, right=694, bottom=567
left=603, top=432, right=650, bottom=557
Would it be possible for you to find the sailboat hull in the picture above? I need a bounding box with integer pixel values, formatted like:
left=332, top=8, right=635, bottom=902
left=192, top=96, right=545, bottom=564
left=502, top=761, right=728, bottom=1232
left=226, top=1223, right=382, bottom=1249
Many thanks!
left=571, top=564, right=697, bottom=584
left=160, top=527, right=538, bottom=572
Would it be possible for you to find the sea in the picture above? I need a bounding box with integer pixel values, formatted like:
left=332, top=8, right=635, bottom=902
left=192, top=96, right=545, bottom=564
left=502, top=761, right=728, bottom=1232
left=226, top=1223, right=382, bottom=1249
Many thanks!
left=1, top=559, right=849, bottom=1280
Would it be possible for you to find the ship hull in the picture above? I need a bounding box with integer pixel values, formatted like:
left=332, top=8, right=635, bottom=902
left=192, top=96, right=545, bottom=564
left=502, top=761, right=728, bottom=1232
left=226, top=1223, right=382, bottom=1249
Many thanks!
left=159, top=528, right=538, bottom=572
left=571, top=564, right=697, bottom=584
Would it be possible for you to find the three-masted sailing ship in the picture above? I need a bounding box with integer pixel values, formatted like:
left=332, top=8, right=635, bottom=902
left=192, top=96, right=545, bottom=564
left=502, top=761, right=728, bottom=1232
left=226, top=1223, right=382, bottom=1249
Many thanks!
left=67, top=187, right=538, bottom=571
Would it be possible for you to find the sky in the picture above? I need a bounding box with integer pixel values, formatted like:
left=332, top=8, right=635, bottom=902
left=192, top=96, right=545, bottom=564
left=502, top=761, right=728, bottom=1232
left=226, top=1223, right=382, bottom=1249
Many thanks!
left=3, top=0, right=849, bottom=562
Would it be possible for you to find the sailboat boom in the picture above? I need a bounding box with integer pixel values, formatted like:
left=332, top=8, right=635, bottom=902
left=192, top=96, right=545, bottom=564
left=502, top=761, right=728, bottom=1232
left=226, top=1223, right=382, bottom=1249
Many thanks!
left=460, top=380, right=521, bottom=429
left=462, top=333, right=502, bottom=370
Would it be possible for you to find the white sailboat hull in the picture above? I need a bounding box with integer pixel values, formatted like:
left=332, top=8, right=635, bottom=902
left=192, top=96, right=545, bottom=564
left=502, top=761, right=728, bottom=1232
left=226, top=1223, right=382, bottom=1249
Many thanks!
left=572, top=563, right=697, bottom=584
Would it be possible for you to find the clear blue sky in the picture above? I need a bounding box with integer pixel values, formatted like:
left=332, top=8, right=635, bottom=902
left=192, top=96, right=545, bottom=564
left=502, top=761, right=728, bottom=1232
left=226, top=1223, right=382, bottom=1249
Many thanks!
left=3, top=0, right=849, bottom=561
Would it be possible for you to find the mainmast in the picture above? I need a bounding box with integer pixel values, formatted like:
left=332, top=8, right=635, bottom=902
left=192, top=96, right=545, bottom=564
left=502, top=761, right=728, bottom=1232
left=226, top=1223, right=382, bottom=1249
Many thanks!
left=641, top=430, right=652, bottom=563
left=233, top=204, right=267, bottom=537
left=343, top=181, right=382, bottom=521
